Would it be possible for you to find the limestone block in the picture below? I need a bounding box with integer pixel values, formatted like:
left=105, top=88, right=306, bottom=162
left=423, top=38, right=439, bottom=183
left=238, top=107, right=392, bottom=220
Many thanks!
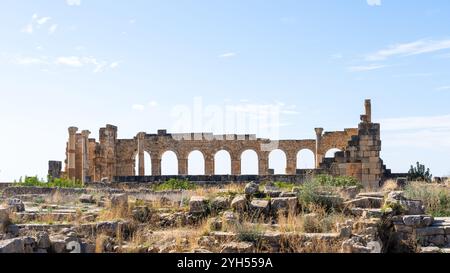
left=250, top=199, right=270, bottom=216
left=0, top=238, right=25, bottom=253
left=189, top=196, right=209, bottom=214
left=231, top=195, right=248, bottom=212
left=221, top=242, right=255, bottom=253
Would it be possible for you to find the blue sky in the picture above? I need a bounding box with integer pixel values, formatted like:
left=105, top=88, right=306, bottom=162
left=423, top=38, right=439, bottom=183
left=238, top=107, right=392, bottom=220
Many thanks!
left=1, top=0, right=450, bottom=181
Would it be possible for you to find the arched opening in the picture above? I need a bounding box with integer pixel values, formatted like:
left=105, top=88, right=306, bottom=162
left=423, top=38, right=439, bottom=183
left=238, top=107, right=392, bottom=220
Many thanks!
left=268, top=149, right=287, bottom=174
left=188, top=150, right=205, bottom=175
left=214, top=150, right=231, bottom=175
left=161, top=151, right=178, bottom=175
left=134, top=151, right=152, bottom=175
left=297, top=149, right=315, bottom=169
left=241, top=150, right=258, bottom=175
left=325, top=148, right=342, bottom=158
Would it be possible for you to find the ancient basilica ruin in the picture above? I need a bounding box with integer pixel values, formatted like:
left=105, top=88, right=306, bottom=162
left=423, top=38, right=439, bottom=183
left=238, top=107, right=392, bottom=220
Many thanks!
left=51, top=99, right=392, bottom=189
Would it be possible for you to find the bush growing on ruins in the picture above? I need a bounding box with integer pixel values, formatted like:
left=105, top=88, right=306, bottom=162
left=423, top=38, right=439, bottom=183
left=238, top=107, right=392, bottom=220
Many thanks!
left=15, top=176, right=83, bottom=188
left=404, top=182, right=450, bottom=217
left=313, top=175, right=362, bottom=188
left=407, top=162, right=432, bottom=182
left=154, top=178, right=197, bottom=191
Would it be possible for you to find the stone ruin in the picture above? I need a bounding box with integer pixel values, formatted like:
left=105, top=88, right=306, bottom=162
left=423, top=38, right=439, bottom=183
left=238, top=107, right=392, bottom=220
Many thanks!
left=56, top=99, right=393, bottom=189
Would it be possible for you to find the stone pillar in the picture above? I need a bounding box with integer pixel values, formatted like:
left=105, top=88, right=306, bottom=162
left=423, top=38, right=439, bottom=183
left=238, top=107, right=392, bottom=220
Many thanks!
left=231, top=156, right=241, bottom=175
left=67, top=127, right=78, bottom=179
left=178, top=158, right=188, bottom=175
left=365, top=99, right=372, bottom=123
left=151, top=156, right=161, bottom=176
left=137, top=132, right=145, bottom=176
left=286, top=155, right=297, bottom=175
left=205, top=154, right=215, bottom=175
left=81, top=130, right=91, bottom=184
left=258, top=152, right=269, bottom=176
left=315, top=128, right=324, bottom=168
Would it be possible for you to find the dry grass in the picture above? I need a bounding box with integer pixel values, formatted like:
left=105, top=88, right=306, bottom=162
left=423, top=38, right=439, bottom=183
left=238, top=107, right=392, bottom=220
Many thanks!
left=404, top=182, right=450, bottom=217
left=382, top=179, right=400, bottom=192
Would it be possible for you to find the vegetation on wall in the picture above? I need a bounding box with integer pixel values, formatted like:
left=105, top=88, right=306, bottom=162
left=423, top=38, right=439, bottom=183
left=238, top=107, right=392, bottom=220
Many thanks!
left=14, top=176, right=84, bottom=188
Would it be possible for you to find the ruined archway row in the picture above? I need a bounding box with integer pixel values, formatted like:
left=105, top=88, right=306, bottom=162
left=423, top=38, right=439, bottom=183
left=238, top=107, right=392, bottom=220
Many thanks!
left=62, top=99, right=383, bottom=189
left=65, top=125, right=356, bottom=181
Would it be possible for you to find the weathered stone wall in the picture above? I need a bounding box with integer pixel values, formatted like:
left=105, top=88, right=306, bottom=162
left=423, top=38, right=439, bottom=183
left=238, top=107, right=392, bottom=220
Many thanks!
left=62, top=99, right=386, bottom=188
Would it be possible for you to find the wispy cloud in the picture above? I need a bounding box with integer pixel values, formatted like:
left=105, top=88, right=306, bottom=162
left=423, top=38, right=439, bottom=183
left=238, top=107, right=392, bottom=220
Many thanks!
left=48, top=24, right=58, bottom=34
left=219, top=52, right=237, bottom=58
left=132, top=104, right=145, bottom=111
left=21, top=14, right=56, bottom=35
left=367, top=0, right=382, bottom=6
left=13, top=56, right=48, bottom=66
left=436, top=86, right=450, bottom=91
left=66, top=0, right=81, bottom=6
left=380, top=115, right=450, bottom=131
left=380, top=115, right=450, bottom=148
left=7, top=53, right=119, bottom=73
left=148, top=101, right=159, bottom=107
left=348, top=64, right=387, bottom=72
left=366, top=39, right=450, bottom=61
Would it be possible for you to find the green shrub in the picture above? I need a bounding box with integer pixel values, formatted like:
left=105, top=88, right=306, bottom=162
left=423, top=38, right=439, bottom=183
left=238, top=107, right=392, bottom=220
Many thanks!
left=407, top=162, right=432, bottom=182
left=313, top=175, right=362, bottom=188
left=404, top=182, right=450, bottom=217
left=273, top=181, right=297, bottom=191
left=153, top=178, right=197, bottom=191
left=15, top=176, right=83, bottom=188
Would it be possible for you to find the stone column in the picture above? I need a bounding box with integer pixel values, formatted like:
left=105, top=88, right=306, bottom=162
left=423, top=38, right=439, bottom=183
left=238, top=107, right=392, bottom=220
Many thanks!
left=286, top=154, right=297, bottom=175
left=231, top=155, right=241, bottom=175
left=315, top=128, right=324, bottom=168
left=137, top=132, right=145, bottom=176
left=81, top=130, right=91, bottom=184
left=151, top=154, right=161, bottom=176
left=67, top=127, right=78, bottom=179
left=365, top=99, right=372, bottom=123
left=258, top=152, right=269, bottom=176
left=178, top=158, right=188, bottom=175
left=205, top=154, right=215, bottom=175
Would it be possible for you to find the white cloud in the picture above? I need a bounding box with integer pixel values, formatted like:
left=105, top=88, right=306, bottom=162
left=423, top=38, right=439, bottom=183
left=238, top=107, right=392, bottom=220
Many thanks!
left=110, top=62, right=119, bottom=69
left=55, top=56, right=119, bottom=73
left=48, top=24, right=58, bottom=34
left=366, top=39, right=450, bottom=61
left=436, top=86, right=450, bottom=91
left=36, top=17, right=51, bottom=25
left=380, top=115, right=450, bottom=131
left=21, top=24, right=33, bottom=34
left=14, top=56, right=48, bottom=66
left=21, top=14, right=54, bottom=34
left=56, top=56, right=83, bottom=67
left=380, top=115, right=450, bottom=148
left=367, top=0, right=381, bottom=6
left=219, top=52, right=237, bottom=58
left=348, top=64, right=387, bottom=72
left=148, top=101, right=159, bottom=107
left=129, top=19, right=136, bottom=24
left=66, top=0, right=81, bottom=6
left=132, top=104, right=145, bottom=111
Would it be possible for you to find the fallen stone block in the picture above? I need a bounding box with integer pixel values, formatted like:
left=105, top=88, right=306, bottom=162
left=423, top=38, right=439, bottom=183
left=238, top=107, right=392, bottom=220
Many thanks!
left=189, top=196, right=209, bottom=214
left=221, top=241, right=254, bottom=253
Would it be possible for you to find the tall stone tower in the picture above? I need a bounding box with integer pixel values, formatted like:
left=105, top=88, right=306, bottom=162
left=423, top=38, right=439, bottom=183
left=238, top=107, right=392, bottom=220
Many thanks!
left=328, top=99, right=383, bottom=188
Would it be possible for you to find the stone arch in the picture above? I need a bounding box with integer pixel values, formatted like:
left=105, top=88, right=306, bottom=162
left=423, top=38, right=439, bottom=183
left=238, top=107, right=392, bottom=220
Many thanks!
left=297, top=149, right=315, bottom=169
left=161, top=150, right=178, bottom=175
left=240, top=149, right=259, bottom=175
left=268, top=149, right=287, bottom=174
left=214, top=150, right=232, bottom=175
left=134, top=151, right=152, bottom=175
left=188, top=150, right=205, bottom=175
left=325, top=148, right=342, bottom=158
